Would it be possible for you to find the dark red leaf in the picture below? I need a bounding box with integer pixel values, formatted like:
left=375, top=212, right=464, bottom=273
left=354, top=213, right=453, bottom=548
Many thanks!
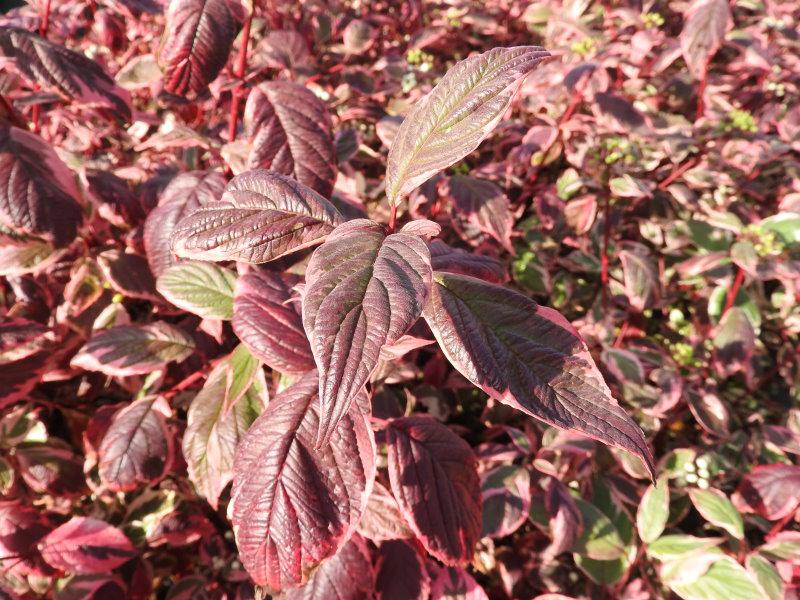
left=284, top=534, right=374, bottom=600
left=429, top=240, right=508, bottom=284
left=430, top=566, right=489, bottom=600
left=0, top=125, right=83, bottom=247
left=16, top=444, right=86, bottom=497
left=544, top=479, right=583, bottom=558
left=302, top=219, right=433, bottom=445
left=39, top=517, right=136, bottom=574
left=449, top=175, right=515, bottom=253
left=733, top=464, right=800, bottom=521
left=0, top=503, right=52, bottom=578
left=159, top=0, right=244, bottom=97
left=357, top=481, right=415, bottom=542
left=52, top=574, right=127, bottom=600
left=0, top=27, right=131, bottom=120
left=244, top=81, right=337, bottom=198
left=423, top=272, right=655, bottom=479
left=230, top=370, right=375, bottom=592
left=172, top=170, right=342, bottom=264
left=98, top=397, right=174, bottom=492
left=143, top=170, right=226, bottom=277
left=97, top=250, right=159, bottom=302
left=386, top=416, right=481, bottom=565
left=232, top=270, right=314, bottom=374
left=375, top=539, right=430, bottom=600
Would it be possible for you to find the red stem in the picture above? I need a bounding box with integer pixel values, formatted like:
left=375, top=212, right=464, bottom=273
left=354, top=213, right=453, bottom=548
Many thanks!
left=387, top=204, right=398, bottom=233
left=228, top=12, right=253, bottom=142
left=723, top=267, right=745, bottom=316
left=601, top=193, right=611, bottom=310
left=696, top=70, right=707, bottom=120
left=39, top=0, right=51, bottom=36
left=658, top=157, right=699, bottom=190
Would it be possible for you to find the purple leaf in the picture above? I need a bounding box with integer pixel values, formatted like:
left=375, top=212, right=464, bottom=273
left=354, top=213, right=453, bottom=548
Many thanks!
left=244, top=81, right=337, bottom=197
left=544, top=479, right=583, bottom=558
left=97, top=249, right=159, bottom=302
left=230, top=370, right=375, bottom=592
left=39, top=517, right=136, bottom=574
left=98, top=397, right=174, bottom=492
left=375, top=540, right=430, bottom=600
left=0, top=125, right=83, bottom=247
left=423, top=272, right=655, bottom=479
left=0, top=504, right=52, bottom=578
left=302, top=219, right=433, bottom=445
left=16, top=444, right=86, bottom=497
left=143, top=170, right=226, bottom=277
left=619, top=243, right=660, bottom=312
left=385, top=46, right=549, bottom=205
left=0, top=27, right=131, bottom=120
left=284, top=534, right=374, bottom=600
left=232, top=270, right=315, bottom=374
left=172, top=169, right=342, bottom=264
left=680, top=0, right=730, bottom=78
left=449, top=175, right=515, bottom=253
left=357, top=481, right=415, bottom=542
left=429, top=240, right=508, bottom=284
left=733, top=464, right=800, bottom=521
left=71, top=322, right=195, bottom=376
left=386, top=416, right=482, bottom=565
left=159, top=0, right=244, bottom=97
left=481, top=465, right=531, bottom=538
left=430, top=566, right=489, bottom=600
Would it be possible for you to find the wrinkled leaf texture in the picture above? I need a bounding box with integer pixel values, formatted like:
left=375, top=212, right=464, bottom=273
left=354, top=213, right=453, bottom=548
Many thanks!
left=230, top=370, right=375, bottom=592
left=98, top=397, right=173, bottom=492
left=160, top=0, right=244, bottom=97
left=0, top=27, right=131, bottom=120
left=423, top=271, right=655, bottom=478
left=0, top=125, right=83, bottom=248
left=302, top=219, right=433, bottom=445
left=71, top=322, right=195, bottom=376
left=143, top=170, right=227, bottom=277
left=385, top=46, right=549, bottom=205
left=386, top=415, right=482, bottom=565
left=156, top=260, right=237, bottom=320
left=172, top=169, right=342, bottom=264
left=429, top=239, right=508, bottom=283
left=38, top=517, right=136, bottom=574
left=232, top=270, right=314, bottom=373
left=245, top=81, right=337, bottom=197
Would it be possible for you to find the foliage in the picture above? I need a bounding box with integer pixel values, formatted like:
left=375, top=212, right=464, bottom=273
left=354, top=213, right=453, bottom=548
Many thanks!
left=0, top=0, right=799, bottom=598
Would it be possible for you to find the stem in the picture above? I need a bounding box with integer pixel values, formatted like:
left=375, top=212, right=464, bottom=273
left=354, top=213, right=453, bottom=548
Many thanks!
left=387, top=204, right=398, bottom=233
left=601, top=193, right=611, bottom=311
left=696, top=69, right=707, bottom=120
left=658, top=157, right=699, bottom=190
left=723, top=267, right=745, bottom=316
left=228, top=12, right=253, bottom=142
left=39, top=0, right=52, bottom=37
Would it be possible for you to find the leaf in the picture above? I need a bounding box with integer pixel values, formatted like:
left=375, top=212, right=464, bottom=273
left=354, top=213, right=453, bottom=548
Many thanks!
left=183, top=348, right=265, bottom=509
left=689, top=487, right=744, bottom=539
left=430, top=566, right=489, bottom=600
left=53, top=574, right=127, bottom=600
left=544, top=479, right=583, bottom=558
left=481, top=465, right=531, bottom=538
left=429, top=239, right=508, bottom=283
left=375, top=540, right=430, bottom=600
left=386, top=416, right=481, bottom=564
left=669, top=556, right=763, bottom=600
left=245, top=81, right=337, bottom=197
left=647, top=535, right=725, bottom=561
left=449, top=175, right=515, bottom=253
left=98, top=397, right=174, bottom=492
left=637, top=476, right=670, bottom=544
left=16, top=443, right=86, bottom=497
left=733, top=464, right=800, bottom=521
left=38, top=517, right=136, bottom=574
left=229, top=370, right=375, bottom=592
left=71, top=322, right=195, bottom=377
left=157, top=261, right=237, bottom=319
left=160, top=0, right=244, bottom=97
left=385, top=46, right=549, bottom=205
left=423, top=272, right=655, bottom=478
left=97, top=250, right=159, bottom=302
left=143, top=171, right=227, bottom=277
left=284, top=534, right=374, bottom=600
left=746, top=555, right=784, bottom=600
left=712, top=307, right=755, bottom=381
left=573, top=498, right=626, bottom=560
left=0, top=27, right=131, bottom=120
left=231, top=270, right=315, bottom=374
left=680, top=0, right=730, bottom=78
left=0, top=125, right=83, bottom=247
left=0, top=503, right=51, bottom=578
left=302, top=219, right=433, bottom=444
left=357, top=481, right=414, bottom=542
left=619, top=244, right=660, bottom=312
left=172, top=169, right=342, bottom=264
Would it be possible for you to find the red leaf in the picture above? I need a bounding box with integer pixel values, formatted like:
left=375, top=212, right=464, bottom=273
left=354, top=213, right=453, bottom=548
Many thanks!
left=245, top=81, right=337, bottom=198
left=0, top=125, right=83, bottom=247
left=302, top=219, right=433, bottom=445
left=423, top=272, right=655, bottom=479
left=0, top=27, right=131, bottom=120
left=386, top=416, right=482, bottom=565
left=232, top=270, right=314, bottom=374
left=429, top=240, right=508, bottom=284
left=375, top=539, right=430, bottom=600
left=230, top=370, right=375, bottom=592
left=357, top=481, right=415, bottom=542
left=98, top=397, right=174, bottom=492
left=449, top=175, right=515, bottom=253
left=430, top=566, right=489, bottom=600
left=39, top=517, right=136, bottom=574
left=143, top=171, right=226, bottom=277
left=284, top=534, right=374, bottom=600
left=0, top=503, right=52, bottom=577
left=544, top=479, right=583, bottom=558
left=160, top=0, right=244, bottom=97
left=172, top=169, right=342, bottom=264
left=733, top=464, right=800, bottom=521
left=680, top=0, right=730, bottom=78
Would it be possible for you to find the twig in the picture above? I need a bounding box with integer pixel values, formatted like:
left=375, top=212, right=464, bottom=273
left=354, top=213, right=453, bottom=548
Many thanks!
left=228, top=11, right=253, bottom=143
left=722, top=267, right=745, bottom=316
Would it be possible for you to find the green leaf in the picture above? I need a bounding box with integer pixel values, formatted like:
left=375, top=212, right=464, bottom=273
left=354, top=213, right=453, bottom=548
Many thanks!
left=746, top=555, right=784, bottom=600
left=637, top=476, right=670, bottom=543
left=156, top=260, right=237, bottom=320
left=223, top=344, right=263, bottom=415
left=669, top=556, right=764, bottom=600
left=573, top=498, right=625, bottom=560
left=574, top=545, right=636, bottom=586
left=647, top=534, right=725, bottom=560
left=689, top=487, right=744, bottom=539
left=759, top=212, right=800, bottom=244
left=758, top=532, right=800, bottom=562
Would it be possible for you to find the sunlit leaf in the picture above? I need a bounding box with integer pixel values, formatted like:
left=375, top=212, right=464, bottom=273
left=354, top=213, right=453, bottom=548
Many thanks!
left=157, top=261, right=237, bottom=320
left=39, top=517, right=136, bottom=574
left=637, top=476, right=670, bottom=544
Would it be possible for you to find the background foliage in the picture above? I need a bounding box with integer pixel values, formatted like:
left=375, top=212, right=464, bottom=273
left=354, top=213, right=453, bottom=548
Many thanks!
left=0, top=0, right=799, bottom=598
